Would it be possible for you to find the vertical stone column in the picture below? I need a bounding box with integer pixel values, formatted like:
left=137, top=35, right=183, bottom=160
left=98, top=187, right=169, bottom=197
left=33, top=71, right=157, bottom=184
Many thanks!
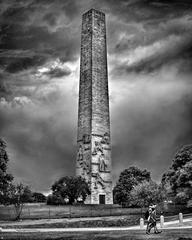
left=76, top=9, right=113, bottom=204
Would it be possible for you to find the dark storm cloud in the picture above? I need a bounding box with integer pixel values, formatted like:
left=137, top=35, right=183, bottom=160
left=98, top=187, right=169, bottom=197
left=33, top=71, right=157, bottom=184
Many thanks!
left=103, top=0, right=192, bottom=74
left=113, top=16, right=192, bottom=54
left=0, top=78, right=9, bottom=97
left=110, top=73, right=192, bottom=182
left=0, top=23, right=77, bottom=65
left=39, top=0, right=79, bottom=21
left=105, top=1, right=192, bottom=178
left=43, top=13, right=58, bottom=26
left=0, top=79, right=6, bottom=91
left=114, top=37, right=192, bottom=74
left=5, top=56, right=46, bottom=73
left=44, top=67, right=71, bottom=78
left=103, top=0, right=192, bottom=21
left=0, top=89, right=77, bottom=192
left=0, top=0, right=81, bottom=191
left=0, top=74, right=13, bottom=99
left=1, top=0, right=191, bottom=77
left=0, top=0, right=80, bottom=78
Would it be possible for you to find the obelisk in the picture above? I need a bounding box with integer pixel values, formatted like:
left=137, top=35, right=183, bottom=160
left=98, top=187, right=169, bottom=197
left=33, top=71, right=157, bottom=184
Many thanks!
left=76, top=9, right=113, bottom=204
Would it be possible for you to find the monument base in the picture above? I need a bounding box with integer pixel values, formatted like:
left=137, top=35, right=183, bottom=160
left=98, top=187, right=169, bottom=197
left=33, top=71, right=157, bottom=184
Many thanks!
left=85, top=192, right=113, bottom=204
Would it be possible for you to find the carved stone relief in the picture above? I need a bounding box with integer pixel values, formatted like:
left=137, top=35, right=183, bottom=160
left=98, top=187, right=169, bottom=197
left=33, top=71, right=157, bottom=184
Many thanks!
left=91, top=133, right=110, bottom=172
left=77, top=144, right=90, bottom=176
left=92, top=141, right=103, bottom=155
left=82, top=134, right=91, bottom=144
left=81, top=160, right=90, bottom=176
left=93, top=173, right=105, bottom=189
left=99, top=153, right=107, bottom=172
left=77, top=144, right=83, bottom=162
left=101, top=132, right=110, bottom=145
left=92, top=133, right=110, bottom=155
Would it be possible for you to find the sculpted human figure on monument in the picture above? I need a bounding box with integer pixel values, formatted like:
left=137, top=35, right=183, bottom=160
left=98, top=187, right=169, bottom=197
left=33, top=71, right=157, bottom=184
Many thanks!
left=94, top=173, right=105, bottom=189
left=77, top=144, right=83, bottom=162
left=82, top=160, right=90, bottom=176
left=101, top=133, right=110, bottom=145
left=99, top=153, right=107, bottom=172
left=92, top=141, right=103, bottom=155
left=82, top=134, right=91, bottom=144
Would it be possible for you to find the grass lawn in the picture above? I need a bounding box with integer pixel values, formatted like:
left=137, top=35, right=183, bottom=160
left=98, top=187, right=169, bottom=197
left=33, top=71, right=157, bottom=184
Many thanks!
left=1, top=229, right=192, bottom=240
left=1, top=203, right=191, bottom=221
left=0, top=204, right=143, bottom=221
left=1, top=214, right=192, bottom=229
left=0, top=215, right=140, bottom=229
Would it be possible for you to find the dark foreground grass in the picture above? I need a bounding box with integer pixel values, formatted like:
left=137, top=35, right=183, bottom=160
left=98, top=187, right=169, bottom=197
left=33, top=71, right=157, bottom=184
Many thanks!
left=0, top=229, right=192, bottom=240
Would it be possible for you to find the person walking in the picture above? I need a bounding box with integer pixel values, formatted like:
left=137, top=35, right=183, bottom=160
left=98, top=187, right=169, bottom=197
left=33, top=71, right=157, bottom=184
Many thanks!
left=146, top=204, right=162, bottom=234
left=146, top=205, right=153, bottom=234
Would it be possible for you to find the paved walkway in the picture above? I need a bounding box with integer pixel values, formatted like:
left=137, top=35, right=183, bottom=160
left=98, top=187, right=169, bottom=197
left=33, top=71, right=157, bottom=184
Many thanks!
left=1, top=218, right=192, bottom=233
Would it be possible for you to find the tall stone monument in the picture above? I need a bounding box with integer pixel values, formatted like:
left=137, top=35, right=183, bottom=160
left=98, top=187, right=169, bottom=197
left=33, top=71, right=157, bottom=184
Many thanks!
left=76, top=9, right=113, bottom=204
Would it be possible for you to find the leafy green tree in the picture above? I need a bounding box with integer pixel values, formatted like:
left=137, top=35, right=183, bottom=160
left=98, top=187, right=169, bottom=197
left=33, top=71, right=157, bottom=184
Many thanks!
left=7, top=183, right=33, bottom=220
left=0, top=138, right=33, bottom=220
left=0, top=138, right=13, bottom=204
left=51, top=176, right=90, bottom=205
left=113, top=166, right=151, bottom=206
left=47, top=193, right=66, bottom=205
left=32, top=192, right=46, bottom=202
left=129, top=181, right=165, bottom=208
left=162, top=145, right=192, bottom=204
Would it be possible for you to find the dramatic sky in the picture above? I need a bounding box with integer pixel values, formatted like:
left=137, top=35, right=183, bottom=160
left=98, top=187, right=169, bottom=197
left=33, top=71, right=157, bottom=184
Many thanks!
left=1, top=0, right=192, bottom=193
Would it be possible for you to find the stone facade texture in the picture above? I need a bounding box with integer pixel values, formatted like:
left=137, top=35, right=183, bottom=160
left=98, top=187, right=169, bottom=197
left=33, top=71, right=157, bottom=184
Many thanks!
left=76, top=9, right=113, bottom=204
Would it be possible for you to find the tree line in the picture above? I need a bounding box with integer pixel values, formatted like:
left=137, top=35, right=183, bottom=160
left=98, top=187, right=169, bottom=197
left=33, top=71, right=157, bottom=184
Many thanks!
left=113, top=144, right=192, bottom=207
left=0, top=137, right=191, bottom=220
